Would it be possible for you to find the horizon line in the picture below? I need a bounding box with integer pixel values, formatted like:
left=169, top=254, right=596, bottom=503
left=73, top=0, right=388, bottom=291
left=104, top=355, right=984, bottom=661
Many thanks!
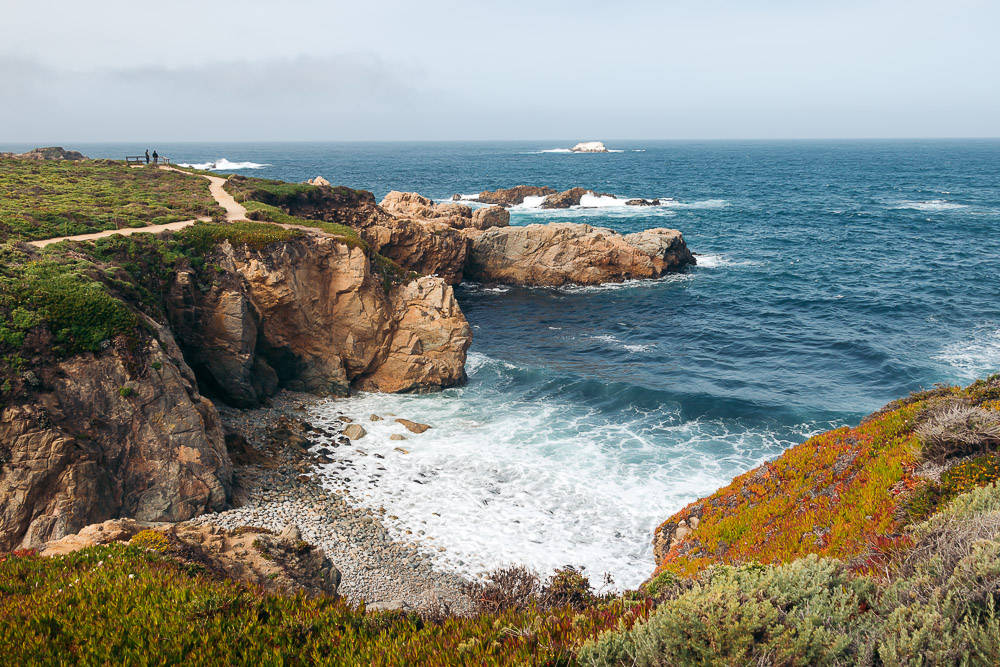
left=3, top=136, right=1000, bottom=146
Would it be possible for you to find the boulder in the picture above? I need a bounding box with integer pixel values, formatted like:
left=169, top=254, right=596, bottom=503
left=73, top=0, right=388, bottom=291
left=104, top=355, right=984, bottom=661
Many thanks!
left=467, top=222, right=694, bottom=286
left=390, top=434, right=407, bottom=441
left=380, top=191, right=473, bottom=223
left=570, top=141, right=608, bottom=153
left=540, top=187, right=597, bottom=209
left=470, top=206, right=510, bottom=230
left=395, top=419, right=431, bottom=434
left=306, top=176, right=331, bottom=186
left=623, top=228, right=696, bottom=273
left=343, top=424, right=367, bottom=440
left=473, top=185, right=558, bottom=207
left=626, top=198, right=660, bottom=206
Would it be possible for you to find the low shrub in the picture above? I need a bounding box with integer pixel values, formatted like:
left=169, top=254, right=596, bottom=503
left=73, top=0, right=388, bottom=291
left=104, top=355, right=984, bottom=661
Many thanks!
left=916, top=401, right=1000, bottom=462
left=580, top=556, right=870, bottom=667
left=129, top=530, right=170, bottom=554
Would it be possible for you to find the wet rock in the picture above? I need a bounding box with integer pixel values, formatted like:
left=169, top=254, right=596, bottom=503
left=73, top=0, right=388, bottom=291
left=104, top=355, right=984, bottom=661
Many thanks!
left=395, top=419, right=431, bottom=434
left=343, top=424, right=367, bottom=440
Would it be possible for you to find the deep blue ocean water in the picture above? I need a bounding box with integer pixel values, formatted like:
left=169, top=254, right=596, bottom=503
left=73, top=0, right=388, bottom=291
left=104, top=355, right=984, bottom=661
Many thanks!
left=10, top=139, right=999, bottom=585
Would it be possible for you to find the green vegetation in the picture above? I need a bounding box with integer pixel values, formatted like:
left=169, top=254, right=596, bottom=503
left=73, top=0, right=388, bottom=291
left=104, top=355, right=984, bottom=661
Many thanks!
left=0, top=159, right=224, bottom=240
left=0, top=545, right=648, bottom=666
left=582, top=485, right=1000, bottom=666
left=225, top=175, right=371, bottom=209
left=240, top=200, right=366, bottom=249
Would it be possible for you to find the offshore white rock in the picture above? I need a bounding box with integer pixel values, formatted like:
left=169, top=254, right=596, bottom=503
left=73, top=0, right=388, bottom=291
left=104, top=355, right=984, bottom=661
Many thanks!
left=570, top=141, right=609, bottom=153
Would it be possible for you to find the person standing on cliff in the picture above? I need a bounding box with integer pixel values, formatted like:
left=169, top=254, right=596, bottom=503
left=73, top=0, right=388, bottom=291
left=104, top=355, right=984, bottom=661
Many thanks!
left=152, top=150, right=158, bottom=165
left=145, top=149, right=150, bottom=164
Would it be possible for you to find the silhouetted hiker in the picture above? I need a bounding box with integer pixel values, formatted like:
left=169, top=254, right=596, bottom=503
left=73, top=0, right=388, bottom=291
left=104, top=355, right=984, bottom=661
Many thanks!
left=145, top=149, right=150, bottom=164
left=152, top=150, right=159, bottom=164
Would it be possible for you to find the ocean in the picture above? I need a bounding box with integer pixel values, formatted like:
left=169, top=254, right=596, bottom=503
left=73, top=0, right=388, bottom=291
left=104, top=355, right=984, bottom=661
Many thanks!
left=12, top=139, right=1000, bottom=587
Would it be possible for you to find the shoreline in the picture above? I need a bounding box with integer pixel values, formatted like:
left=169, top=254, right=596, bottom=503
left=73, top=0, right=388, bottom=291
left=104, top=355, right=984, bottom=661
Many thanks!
left=192, top=391, right=475, bottom=613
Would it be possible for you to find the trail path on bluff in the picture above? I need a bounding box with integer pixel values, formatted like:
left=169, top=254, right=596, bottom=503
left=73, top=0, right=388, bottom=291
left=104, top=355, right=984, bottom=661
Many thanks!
left=29, top=168, right=305, bottom=247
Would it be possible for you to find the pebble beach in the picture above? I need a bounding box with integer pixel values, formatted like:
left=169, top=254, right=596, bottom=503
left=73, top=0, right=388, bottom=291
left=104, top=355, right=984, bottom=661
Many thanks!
left=192, top=391, right=475, bottom=614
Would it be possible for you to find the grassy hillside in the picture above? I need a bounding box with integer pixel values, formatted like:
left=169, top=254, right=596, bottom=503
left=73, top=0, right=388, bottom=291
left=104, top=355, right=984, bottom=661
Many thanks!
left=0, top=159, right=224, bottom=241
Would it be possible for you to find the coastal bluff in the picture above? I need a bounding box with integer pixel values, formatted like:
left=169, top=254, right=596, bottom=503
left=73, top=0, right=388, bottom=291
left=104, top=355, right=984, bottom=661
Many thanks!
left=231, top=178, right=696, bottom=287
left=0, top=230, right=470, bottom=550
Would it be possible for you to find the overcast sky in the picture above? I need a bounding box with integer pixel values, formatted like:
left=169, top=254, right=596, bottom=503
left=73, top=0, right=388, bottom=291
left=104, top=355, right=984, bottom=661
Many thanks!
left=2, top=0, right=997, bottom=141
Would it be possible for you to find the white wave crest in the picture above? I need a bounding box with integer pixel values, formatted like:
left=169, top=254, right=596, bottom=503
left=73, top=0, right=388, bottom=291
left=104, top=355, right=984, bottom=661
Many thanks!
left=892, top=200, right=968, bottom=211
left=177, top=158, right=270, bottom=170
left=303, top=353, right=834, bottom=589
left=934, top=325, right=1000, bottom=381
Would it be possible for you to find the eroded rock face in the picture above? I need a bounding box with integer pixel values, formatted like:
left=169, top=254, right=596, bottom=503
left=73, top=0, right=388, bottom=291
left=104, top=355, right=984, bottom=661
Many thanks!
left=623, top=228, right=696, bottom=273
left=0, top=326, right=231, bottom=550
left=167, top=236, right=471, bottom=406
left=539, top=187, right=617, bottom=209
left=39, top=519, right=341, bottom=596
left=474, top=185, right=558, bottom=207
left=471, top=206, right=510, bottom=230
left=357, top=276, right=471, bottom=393
left=467, top=222, right=694, bottom=286
left=358, top=219, right=470, bottom=285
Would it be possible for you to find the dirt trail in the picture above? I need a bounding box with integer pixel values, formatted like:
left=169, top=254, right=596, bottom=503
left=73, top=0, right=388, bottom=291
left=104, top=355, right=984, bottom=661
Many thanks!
left=30, top=167, right=256, bottom=247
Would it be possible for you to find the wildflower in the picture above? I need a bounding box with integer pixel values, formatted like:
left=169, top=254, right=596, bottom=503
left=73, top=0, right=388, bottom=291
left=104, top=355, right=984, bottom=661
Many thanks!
left=129, top=574, right=135, bottom=580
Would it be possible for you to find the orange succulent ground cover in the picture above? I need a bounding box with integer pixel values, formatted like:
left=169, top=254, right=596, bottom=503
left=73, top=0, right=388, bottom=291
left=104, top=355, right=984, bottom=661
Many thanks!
left=654, top=379, right=1000, bottom=578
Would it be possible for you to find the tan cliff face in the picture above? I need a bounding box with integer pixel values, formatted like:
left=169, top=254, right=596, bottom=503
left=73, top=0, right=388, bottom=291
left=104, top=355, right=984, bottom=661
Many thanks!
left=169, top=235, right=471, bottom=405
left=0, top=234, right=471, bottom=550
left=0, top=322, right=232, bottom=550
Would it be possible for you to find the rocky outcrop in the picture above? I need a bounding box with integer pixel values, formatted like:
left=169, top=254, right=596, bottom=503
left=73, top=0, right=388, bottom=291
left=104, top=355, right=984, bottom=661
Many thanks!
left=0, top=146, right=88, bottom=161
left=306, top=176, right=331, bottom=186
left=356, top=277, right=471, bottom=393
left=466, top=223, right=695, bottom=286
left=228, top=174, right=386, bottom=229
left=474, top=185, right=558, bottom=207
left=570, top=141, right=608, bottom=153
left=623, top=228, right=695, bottom=273
left=358, top=219, right=470, bottom=285
left=539, top=188, right=616, bottom=209
left=626, top=198, right=660, bottom=206
left=168, top=235, right=471, bottom=406
left=471, top=205, right=510, bottom=230
left=0, top=323, right=231, bottom=551
left=39, top=519, right=341, bottom=596
left=379, top=191, right=473, bottom=224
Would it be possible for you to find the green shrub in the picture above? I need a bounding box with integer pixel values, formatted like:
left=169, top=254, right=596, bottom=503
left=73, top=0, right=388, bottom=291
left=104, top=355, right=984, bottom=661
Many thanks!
left=580, top=556, right=870, bottom=667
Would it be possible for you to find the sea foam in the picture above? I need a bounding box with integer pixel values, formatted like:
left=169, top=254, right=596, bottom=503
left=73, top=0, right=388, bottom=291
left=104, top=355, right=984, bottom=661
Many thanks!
left=935, top=325, right=1000, bottom=381
left=177, top=158, right=270, bottom=170
left=306, top=353, right=830, bottom=588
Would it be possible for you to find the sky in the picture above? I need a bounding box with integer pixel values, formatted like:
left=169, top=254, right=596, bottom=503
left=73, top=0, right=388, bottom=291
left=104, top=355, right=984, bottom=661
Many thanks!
left=1, top=0, right=998, bottom=141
